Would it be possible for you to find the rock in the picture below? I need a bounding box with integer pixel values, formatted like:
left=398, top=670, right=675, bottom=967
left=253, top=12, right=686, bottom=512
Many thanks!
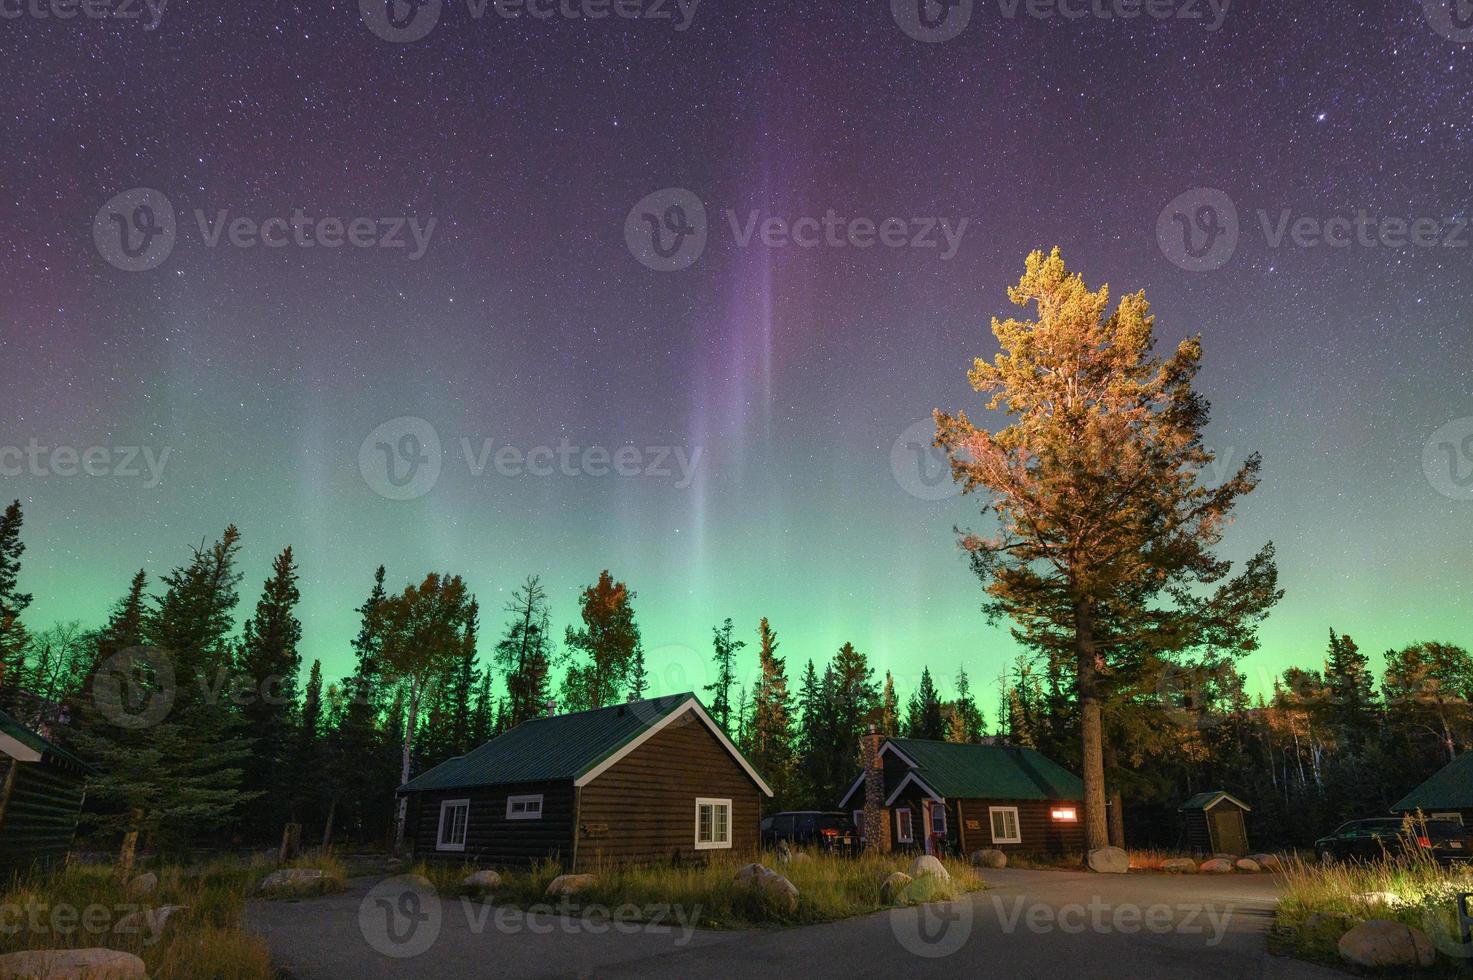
left=463, top=870, right=501, bottom=893
left=1246, top=853, right=1282, bottom=871
left=908, top=854, right=950, bottom=880
left=0, top=948, right=147, bottom=979
left=1235, top=858, right=1262, bottom=873
left=732, top=863, right=799, bottom=914
left=544, top=874, right=597, bottom=898
left=971, top=849, right=1008, bottom=869
left=259, top=868, right=326, bottom=896
left=879, top=871, right=913, bottom=904
left=1337, top=919, right=1436, bottom=970
left=1161, top=858, right=1198, bottom=873
left=114, top=905, right=187, bottom=937
left=1354, top=891, right=1408, bottom=909
left=125, top=872, right=156, bottom=897
left=1199, top=859, right=1234, bottom=873
left=1087, top=847, right=1129, bottom=874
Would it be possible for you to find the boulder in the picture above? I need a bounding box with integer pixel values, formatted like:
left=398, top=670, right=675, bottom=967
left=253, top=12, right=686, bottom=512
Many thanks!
left=879, top=871, right=913, bottom=904
left=544, top=874, right=597, bottom=898
left=259, top=867, right=326, bottom=896
left=1161, top=858, right=1198, bottom=874
left=1087, top=847, right=1129, bottom=875
left=971, top=849, right=1008, bottom=869
left=0, top=948, right=147, bottom=979
left=124, top=872, right=156, bottom=897
left=114, top=905, right=187, bottom=937
left=1246, top=853, right=1282, bottom=871
left=732, top=863, right=799, bottom=914
left=463, top=870, right=501, bottom=893
left=1234, top=858, right=1262, bottom=873
left=908, top=854, right=950, bottom=881
left=1199, top=859, right=1234, bottom=873
left=1337, top=919, right=1436, bottom=970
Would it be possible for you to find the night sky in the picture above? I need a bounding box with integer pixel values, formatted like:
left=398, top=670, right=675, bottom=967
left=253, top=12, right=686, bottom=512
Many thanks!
left=3, top=0, right=1470, bottom=705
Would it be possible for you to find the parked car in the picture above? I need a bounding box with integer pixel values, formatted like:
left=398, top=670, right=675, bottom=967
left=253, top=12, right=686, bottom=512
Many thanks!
left=1315, top=817, right=1470, bottom=866
left=760, top=811, right=858, bottom=852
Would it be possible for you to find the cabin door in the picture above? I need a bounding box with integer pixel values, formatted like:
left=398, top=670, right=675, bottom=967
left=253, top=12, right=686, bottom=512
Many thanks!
left=1209, top=807, right=1247, bottom=854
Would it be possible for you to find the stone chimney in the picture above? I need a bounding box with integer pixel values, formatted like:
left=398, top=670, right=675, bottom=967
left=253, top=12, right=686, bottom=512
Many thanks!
left=861, top=724, right=889, bottom=852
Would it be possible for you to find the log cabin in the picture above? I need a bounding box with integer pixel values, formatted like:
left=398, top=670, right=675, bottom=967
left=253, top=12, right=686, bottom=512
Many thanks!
left=398, top=693, right=772, bottom=869
left=0, top=708, right=94, bottom=879
left=839, top=733, right=1084, bottom=857
left=1391, top=750, right=1473, bottom=827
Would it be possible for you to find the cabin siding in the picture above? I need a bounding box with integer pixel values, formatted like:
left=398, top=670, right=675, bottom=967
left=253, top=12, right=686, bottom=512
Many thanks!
left=408, top=780, right=577, bottom=869
left=576, top=710, right=762, bottom=868
left=957, top=798, right=1085, bottom=854
left=0, top=758, right=88, bottom=878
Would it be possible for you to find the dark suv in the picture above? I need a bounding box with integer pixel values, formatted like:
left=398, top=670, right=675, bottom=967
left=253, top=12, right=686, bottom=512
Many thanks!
left=760, top=811, right=858, bottom=851
left=1315, top=818, right=1469, bottom=866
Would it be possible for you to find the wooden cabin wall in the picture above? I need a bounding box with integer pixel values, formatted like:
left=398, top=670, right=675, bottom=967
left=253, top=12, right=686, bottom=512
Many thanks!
left=955, top=798, right=1086, bottom=855
left=0, top=760, right=87, bottom=878
left=576, top=711, right=762, bottom=869
left=407, top=780, right=576, bottom=869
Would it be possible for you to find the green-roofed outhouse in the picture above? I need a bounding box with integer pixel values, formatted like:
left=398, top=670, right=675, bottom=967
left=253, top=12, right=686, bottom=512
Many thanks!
left=838, top=736, right=1085, bottom=857
left=0, top=708, right=95, bottom=879
left=398, top=694, right=772, bottom=870
left=1392, top=751, right=1473, bottom=826
left=1179, top=791, right=1252, bottom=855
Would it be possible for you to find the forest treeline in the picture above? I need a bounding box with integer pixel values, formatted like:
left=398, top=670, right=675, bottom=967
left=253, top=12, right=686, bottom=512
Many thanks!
left=0, top=497, right=1467, bottom=855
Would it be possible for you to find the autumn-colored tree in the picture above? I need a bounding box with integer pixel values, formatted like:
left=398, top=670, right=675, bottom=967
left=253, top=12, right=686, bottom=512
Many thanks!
left=1383, top=641, right=1473, bottom=764
left=936, top=248, right=1279, bottom=854
left=560, top=571, right=641, bottom=712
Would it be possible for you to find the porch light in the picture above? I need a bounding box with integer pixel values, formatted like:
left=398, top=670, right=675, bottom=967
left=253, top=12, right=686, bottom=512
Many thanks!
left=1051, top=807, right=1078, bottom=822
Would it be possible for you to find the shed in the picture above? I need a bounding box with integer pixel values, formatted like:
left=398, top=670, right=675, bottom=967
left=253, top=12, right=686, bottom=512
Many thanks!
left=1180, top=790, right=1252, bottom=855
left=0, top=708, right=95, bottom=879
left=838, top=736, right=1085, bottom=857
left=1390, top=751, right=1473, bottom=826
left=398, top=693, right=772, bottom=870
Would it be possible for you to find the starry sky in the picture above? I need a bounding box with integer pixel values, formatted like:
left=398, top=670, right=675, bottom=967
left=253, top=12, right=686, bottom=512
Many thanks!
left=2, top=0, right=1470, bottom=708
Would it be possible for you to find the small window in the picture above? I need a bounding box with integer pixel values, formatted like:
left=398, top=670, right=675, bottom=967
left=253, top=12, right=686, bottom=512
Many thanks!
left=506, top=794, right=543, bottom=820
left=437, top=798, right=470, bottom=851
left=896, top=807, right=914, bottom=844
left=695, top=798, right=732, bottom=850
left=929, top=803, right=947, bottom=836
left=989, top=806, right=1021, bottom=845
left=1050, top=806, right=1078, bottom=823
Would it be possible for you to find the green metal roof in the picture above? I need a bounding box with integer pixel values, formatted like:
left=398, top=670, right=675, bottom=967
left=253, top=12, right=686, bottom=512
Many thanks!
left=1180, top=790, right=1252, bottom=812
left=884, top=738, right=1083, bottom=802
left=0, top=708, right=96, bottom=774
left=1392, top=751, right=1473, bottom=812
left=399, top=693, right=708, bottom=793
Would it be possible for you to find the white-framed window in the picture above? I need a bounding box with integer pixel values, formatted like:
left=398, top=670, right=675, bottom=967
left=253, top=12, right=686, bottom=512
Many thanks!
left=437, top=798, right=470, bottom=851
left=896, top=807, right=914, bottom=844
left=695, top=798, right=732, bottom=850
left=989, top=806, right=1022, bottom=845
left=929, top=802, right=947, bottom=836
left=506, top=794, right=544, bottom=820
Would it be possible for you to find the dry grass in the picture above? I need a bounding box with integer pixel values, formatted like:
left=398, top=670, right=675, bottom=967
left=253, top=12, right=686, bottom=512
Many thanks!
left=410, top=850, right=983, bottom=927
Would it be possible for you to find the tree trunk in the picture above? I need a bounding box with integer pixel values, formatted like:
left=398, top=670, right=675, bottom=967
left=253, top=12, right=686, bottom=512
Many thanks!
left=393, top=681, right=421, bottom=855
left=1104, top=742, right=1125, bottom=848
left=115, top=808, right=144, bottom=882
left=321, top=795, right=338, bottom=850
left=1074, top=601, right=1109, bottom=858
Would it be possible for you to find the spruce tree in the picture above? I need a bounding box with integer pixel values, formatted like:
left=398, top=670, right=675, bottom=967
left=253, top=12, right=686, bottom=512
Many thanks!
left=0, top=500, right=33, bottom=698
left=905, top=666, right=946, bottom=740
left=493, top=575, right=554, bottom=725
left=950, top=666, right=986, bottom=742
left=880, top=670, right=901, bottom=737
left=236, top=546, right=304, bottom=831
left=749, top=618, right=794, bottom=806
left=704, top=618, right=744, bottom=730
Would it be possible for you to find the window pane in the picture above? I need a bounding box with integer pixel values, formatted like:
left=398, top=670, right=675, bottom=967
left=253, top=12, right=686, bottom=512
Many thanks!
left=716, top=805, right=729, bottom=842
left=698, top=804, right=712, bottom=842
